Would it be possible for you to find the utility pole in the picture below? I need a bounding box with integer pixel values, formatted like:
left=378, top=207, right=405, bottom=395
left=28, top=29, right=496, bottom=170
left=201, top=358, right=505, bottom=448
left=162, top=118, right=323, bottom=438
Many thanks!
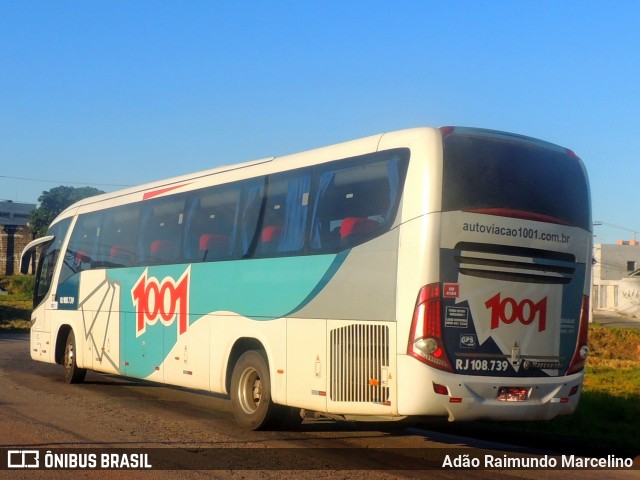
left=593, top=221, right=638, bottom=242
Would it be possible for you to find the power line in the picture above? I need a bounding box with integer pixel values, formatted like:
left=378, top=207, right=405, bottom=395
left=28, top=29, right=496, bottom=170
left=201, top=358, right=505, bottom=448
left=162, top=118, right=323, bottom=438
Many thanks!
left=594, top=221, right=638, bottom=241
left=0, top=174, right=132, bottom=188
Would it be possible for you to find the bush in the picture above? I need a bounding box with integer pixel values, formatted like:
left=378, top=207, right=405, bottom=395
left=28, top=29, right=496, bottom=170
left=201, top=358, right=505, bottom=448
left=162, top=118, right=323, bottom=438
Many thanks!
left=588, top=324, right=640, bottom=361
left=0, top=275, right=35, bottom=299
left=10, top=275, right=35, bottom=295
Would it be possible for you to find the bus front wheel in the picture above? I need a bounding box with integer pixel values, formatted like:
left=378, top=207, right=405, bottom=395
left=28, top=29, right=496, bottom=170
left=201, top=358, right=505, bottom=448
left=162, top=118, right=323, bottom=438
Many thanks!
left=63, top=330, right=87, bottom=384
left=230, top=350, right=279, bottom=430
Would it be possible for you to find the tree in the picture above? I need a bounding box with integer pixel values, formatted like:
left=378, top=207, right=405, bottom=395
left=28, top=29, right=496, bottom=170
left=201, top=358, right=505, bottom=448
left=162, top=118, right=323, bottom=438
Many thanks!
left=29, top=186, right=105, bottom=238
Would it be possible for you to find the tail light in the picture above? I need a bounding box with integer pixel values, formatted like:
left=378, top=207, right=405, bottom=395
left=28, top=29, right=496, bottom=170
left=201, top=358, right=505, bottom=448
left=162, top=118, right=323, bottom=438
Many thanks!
left=439, top=126, right=455, bottom=138
left=407, top=283, right=453, bottom=372
left=567, top=295, right=590, bottom=375
left=566, top=148, right=580, bottom=160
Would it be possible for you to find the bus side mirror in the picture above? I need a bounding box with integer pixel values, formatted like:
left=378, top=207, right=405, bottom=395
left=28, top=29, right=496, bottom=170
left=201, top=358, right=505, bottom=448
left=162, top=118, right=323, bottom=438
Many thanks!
left=20, top=235, right=54, bottom=275
left=20, top=251, right=32, bottom=274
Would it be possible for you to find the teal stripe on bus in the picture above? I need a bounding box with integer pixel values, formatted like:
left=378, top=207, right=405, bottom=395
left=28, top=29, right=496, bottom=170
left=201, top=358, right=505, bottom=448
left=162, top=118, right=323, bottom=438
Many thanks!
left=106, top=252, right=349, bottom=378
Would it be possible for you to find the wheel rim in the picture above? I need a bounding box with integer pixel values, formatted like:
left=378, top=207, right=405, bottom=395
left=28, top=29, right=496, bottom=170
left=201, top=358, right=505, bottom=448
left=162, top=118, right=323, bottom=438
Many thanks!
left=237, top=367, right=262, bottom=415
left=64, top=343, right=74, bottom=372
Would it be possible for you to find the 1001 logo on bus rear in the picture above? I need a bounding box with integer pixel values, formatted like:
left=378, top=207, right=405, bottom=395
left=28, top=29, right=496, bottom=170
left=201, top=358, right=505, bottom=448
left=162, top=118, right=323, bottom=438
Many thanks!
left=485, top=293, right=547, bottom=332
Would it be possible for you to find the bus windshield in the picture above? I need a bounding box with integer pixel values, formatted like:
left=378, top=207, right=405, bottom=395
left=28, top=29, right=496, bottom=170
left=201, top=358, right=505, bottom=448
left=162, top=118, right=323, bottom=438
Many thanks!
left=442, top=129, right=591, bottom=231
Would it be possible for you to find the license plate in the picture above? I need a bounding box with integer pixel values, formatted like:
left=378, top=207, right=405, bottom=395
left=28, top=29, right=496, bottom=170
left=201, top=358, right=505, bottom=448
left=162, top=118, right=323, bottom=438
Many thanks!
left=497, top=386, right=530, bottom=402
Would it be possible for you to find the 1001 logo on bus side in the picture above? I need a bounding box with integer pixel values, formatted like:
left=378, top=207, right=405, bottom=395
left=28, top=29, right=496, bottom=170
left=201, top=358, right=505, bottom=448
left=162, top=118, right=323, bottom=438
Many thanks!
left=131, top=268, right=190, bottom=337
left=485, top=293, right=547, bottom=332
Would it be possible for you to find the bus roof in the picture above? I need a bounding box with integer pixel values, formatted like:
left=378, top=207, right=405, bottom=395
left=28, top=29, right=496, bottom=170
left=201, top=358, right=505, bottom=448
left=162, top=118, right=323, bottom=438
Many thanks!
left=54, top=128, right=428, bottom=218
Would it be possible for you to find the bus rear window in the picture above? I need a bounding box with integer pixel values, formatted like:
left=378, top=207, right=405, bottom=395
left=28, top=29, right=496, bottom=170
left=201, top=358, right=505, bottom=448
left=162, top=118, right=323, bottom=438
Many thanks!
left=442, top=130, right=591, bottom=231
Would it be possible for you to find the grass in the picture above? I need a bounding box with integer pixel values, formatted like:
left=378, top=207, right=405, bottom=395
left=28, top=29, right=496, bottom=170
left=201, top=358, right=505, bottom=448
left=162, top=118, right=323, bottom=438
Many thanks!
left=0, top=275, right=33, bottom=331
left=561, top=325, right=640, bottom=456
left=1, top=275, right=638, bottom=455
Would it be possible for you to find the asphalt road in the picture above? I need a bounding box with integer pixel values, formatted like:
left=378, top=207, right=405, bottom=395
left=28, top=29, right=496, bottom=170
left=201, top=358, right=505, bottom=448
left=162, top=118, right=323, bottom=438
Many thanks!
left=0, top=333, right=637, bottom=480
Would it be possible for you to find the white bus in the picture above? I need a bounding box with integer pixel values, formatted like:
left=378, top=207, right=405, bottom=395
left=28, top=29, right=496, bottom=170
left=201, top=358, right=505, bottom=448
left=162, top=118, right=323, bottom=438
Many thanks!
left=21, top=127, right=592, bottom=429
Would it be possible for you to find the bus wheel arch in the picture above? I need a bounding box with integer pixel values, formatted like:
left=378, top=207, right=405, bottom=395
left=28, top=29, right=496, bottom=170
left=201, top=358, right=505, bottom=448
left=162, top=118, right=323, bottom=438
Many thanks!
left=229, top=346, right=280, bottom=430
left=225, top=338, right=265, bottom=394
left=54, top=325, right=73, bottom=365
left=55, top=325, right=87, bottom=384
left=226, top=339, right=303, bottom=430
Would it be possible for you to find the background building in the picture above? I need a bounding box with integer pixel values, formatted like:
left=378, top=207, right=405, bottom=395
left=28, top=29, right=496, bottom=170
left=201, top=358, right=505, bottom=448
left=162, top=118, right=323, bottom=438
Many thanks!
left=592, top=240, right=640, bottom=316
left=0, top=200, right=36, bottom=275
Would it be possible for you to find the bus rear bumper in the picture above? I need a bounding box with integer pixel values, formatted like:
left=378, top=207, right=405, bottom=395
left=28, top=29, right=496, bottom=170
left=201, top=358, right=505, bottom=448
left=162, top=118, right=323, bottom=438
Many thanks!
left=396, top=355, right=585, bottom=421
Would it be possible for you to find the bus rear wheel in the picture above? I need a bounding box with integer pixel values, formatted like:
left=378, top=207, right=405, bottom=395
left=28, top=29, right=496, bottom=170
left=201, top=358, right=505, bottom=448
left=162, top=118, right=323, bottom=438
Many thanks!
left=230, top=350, right=279, bottom=430
left=63, top=330, right=87, bottom=384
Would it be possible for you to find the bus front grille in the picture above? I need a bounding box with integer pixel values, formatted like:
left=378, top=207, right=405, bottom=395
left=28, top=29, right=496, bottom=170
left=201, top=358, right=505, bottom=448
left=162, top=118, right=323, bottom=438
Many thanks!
left=329, top=324, right=389, bottom=403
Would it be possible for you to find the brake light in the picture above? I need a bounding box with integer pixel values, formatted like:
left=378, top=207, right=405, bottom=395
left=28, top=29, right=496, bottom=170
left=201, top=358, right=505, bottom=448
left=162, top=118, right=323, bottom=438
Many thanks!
left=408, top=283, right=453, bottom=372
left=432, top=382, right=448, bottom=396
left=566, top=148, right=580, bottom=160
left=567, top=295, right=590, bottom=375
left=439, top=126, right=455, bottom=138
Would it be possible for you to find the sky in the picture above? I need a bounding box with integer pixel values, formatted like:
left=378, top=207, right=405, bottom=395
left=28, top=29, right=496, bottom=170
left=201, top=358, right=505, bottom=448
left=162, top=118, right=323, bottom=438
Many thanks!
left=1, top=1, right=639, bottom=244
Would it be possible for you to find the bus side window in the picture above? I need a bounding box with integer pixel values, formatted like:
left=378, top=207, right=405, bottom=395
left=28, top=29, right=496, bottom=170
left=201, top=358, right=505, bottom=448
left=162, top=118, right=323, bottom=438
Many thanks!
left=255, top=172, right=310, bottom=257
left=138, top=196, right=186, bottom=265
left=59, top=212, right=102, bottom=284
left=311, top=150, right=408, bottom=251
left=184, top=184, right=240, bottom=262
left=98, top=205, right=140, bottom=268
left=238, top=179, right=265, bottom=258
left=34, top=218, right=72, bottom=307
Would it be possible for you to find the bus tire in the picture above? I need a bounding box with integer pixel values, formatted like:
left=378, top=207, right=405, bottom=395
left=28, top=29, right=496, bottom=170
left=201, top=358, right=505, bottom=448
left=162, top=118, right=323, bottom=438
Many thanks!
left=63, top=330, right=86, bottom=384
left=230, top=350, right=279, bottom=430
